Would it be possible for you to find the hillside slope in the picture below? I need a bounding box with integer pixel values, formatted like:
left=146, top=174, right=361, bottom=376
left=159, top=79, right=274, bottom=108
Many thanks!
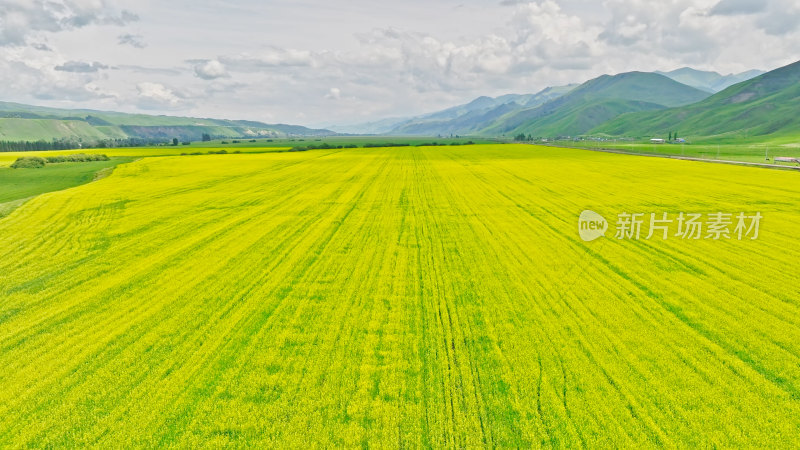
left=478, top=72, right=710, bottom=137
left=594, top=60, right=800, bottom=138
left=0, top=101, right=334, bottom=142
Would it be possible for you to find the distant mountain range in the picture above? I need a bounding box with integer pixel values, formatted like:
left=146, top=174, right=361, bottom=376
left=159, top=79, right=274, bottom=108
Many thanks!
left=354, top=71, right=713, bottom=138
left=655, top=68, right=765, bottom=93
left=330, top=86, right=576, bottom=135
left=387, top=85, right=577, bottom=136
left=333, top=66, right=769, bottom=139
left=0, top=102, right=334, bottom=142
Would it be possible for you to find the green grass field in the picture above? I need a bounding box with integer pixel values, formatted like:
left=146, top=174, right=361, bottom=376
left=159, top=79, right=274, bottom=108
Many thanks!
left=545, top=135, right=800, bottom=165
left=1, top=145, right=799, bottom=446
left=0, top=157, right=134, bottom=217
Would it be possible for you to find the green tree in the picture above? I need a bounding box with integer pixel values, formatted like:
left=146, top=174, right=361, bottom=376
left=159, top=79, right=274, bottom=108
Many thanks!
left=172, top=138, right=179, bottom=146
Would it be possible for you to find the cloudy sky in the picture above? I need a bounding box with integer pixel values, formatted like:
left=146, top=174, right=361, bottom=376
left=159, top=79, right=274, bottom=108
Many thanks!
left=0, top=0, right=798, bottom=127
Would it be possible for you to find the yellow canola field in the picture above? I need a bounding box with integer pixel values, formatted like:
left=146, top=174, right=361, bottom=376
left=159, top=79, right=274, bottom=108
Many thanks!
left=1, top=145, right=799, bottom=447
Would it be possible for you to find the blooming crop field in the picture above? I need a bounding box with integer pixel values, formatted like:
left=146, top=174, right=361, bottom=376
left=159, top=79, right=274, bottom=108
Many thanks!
left=1, top=145, right=799, bottom=447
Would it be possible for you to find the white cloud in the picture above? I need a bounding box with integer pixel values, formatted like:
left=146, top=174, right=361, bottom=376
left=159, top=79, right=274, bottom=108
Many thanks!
left=117, top=65, right=181, bottom=76
left=135, top=82, right=184, bottom=110
left=0, top=50, right=116, bottom=105
left=118, top=33, right=145, bottom=48
left=325, top=87, right=341, bottom=100
left=54, top=60, right=108, bottom=72
left=342, top=2, right=599, bottom=94
left=219, top=48, right=317, bottom=71
left=32, top=43, right=53, bottom=52
left=34, top=81, right=116, bottom=102
left=193, top=60, right=228, bottom=80
left=0, top=0, right=138, bottom=46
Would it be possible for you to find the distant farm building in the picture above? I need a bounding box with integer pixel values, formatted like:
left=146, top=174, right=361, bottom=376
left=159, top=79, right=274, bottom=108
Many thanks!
left=650, top=138, right=665, bottom=144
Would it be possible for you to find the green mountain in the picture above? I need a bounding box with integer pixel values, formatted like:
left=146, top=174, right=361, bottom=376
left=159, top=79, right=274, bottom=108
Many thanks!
left=379, top=85, right=576, bottom=136
left=0, top=101, right=334, bottom=142
left=594, top=60, right=800, bottom=138
left=478, top=72, right=711, bottom=137
left=655, top=68, right=764, bottom=93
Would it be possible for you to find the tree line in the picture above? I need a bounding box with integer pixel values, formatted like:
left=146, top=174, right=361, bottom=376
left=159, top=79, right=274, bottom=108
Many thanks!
left=0, top=138, right=171, bottom=152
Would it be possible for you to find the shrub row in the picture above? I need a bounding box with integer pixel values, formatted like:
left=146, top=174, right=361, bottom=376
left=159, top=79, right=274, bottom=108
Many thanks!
left=10, top=153, right=110, bottom=169
left=44, top=154, right=110, bottom=163
left=180, top=150, right=242, bottom=156
left=415, top=141, right=475, bottom=147
left=290, top=143, right=358, bottom=152
left=362, top=143, right=410, bottom=148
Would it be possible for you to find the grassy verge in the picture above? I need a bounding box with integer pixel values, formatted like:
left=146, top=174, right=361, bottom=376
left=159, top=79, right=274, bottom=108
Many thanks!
left=541, top=134, right=800, bottom=165
left=0, top=157, right=134, bottom=217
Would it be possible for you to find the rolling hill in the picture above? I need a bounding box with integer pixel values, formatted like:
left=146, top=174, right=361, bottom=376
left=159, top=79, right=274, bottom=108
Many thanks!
left=477, top=72, right=711, bottom=137
left=594, top=60, right=800, bottom=139
left=0, top=101, right=334, bottom=142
